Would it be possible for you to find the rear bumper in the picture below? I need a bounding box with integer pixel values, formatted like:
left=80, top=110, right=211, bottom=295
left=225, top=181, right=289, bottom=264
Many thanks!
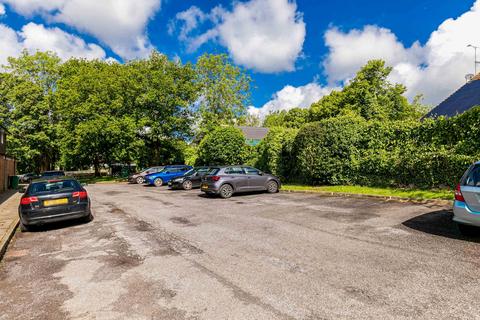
left=20, top=207, right=91, bottom=226
left=453, top=200, right=480, bottom=227
left=200, top=183, right=221, bottom=194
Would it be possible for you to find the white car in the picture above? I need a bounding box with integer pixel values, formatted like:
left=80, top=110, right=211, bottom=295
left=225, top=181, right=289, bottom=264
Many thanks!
left=453, top=162, right=480, bottom=234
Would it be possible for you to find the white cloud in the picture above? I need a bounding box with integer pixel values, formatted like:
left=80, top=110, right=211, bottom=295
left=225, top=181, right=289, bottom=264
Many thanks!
left=0, top=22, right=106, bottom=66
left=0, top=3, right=5, bottom=15
left=322, top=1, right=480, bottom=105
left=0, top=0, right=161, bottom=59
left=249, top=82, right=335, bottom=118
left=174, top=0, right=306, bottom=73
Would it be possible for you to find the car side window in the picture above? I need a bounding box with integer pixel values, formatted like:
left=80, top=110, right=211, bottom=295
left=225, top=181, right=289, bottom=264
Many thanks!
left=225, top=167, right=245, bottom=175
left=244, top=167, right=260, bottom=175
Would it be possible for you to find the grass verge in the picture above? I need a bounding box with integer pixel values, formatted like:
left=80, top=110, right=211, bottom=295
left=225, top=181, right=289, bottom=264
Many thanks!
left=77, top=176, right=127, bottom=184
left=282, top=184, right=453, bottom=201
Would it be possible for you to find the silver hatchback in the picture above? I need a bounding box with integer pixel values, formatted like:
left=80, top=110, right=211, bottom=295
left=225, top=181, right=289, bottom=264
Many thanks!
left=201, top=166, right=281, bottom=198
left=453, top=162, right=480, bottom=234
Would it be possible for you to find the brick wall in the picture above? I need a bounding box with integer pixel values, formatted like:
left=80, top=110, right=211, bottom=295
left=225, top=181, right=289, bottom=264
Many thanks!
left=0, top=156, right=16, bottom=192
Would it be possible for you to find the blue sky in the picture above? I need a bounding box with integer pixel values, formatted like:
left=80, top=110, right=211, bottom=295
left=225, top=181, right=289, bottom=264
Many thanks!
left=0, top=0, right=478, bottom=116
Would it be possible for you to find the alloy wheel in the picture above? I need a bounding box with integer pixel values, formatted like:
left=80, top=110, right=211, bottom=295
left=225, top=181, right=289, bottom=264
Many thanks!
left=183, top=180, right=193, bottom=190
left=219, top=184, right=233, bottom=198
left=154, top=178, right=163, bottom=187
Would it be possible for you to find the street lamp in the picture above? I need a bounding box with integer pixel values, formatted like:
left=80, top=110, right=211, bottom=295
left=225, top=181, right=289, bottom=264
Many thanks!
left=467, top=44, right=480, bottom=75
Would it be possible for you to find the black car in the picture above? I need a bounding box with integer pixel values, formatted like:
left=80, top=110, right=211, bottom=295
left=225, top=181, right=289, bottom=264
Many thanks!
left=18, top=178, right=92, bottom=231
left=168, top=166, right=212, bottom=190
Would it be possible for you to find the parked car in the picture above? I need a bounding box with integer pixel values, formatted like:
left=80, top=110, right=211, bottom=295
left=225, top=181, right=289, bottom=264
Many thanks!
left=18, top=177, right=92, bottom=232
left=40, top=170, right=65, bottom=178
left=453, top=162, right=480, bottom=235
left=144, top=165, right=193, bottom=187
left=168, top=166, right=212, bottom=190
left=19, top=173, right=38, bottom=183
left=200, top=166, right=281, bottom=198
left=128, top=166, right=165, bottom=184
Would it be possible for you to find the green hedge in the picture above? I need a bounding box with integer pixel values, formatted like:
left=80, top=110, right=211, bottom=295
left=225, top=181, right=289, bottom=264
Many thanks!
left=261, top=107, right=480, bottom=188
left=256, top=127, right=298, bottom=179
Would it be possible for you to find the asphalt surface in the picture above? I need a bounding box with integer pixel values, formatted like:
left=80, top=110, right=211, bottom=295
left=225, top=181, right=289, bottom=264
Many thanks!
left=1, top=183, right=480, bottom=320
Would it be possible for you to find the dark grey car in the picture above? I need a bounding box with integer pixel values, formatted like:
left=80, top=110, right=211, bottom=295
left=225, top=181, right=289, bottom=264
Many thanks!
left=18, top=178, right=92, bottom=231
left=200, top=166, right=281, bottom=198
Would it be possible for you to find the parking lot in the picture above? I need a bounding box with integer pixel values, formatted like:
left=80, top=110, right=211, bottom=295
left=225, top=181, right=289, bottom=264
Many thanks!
left=1, top=183, right=480, bottom=319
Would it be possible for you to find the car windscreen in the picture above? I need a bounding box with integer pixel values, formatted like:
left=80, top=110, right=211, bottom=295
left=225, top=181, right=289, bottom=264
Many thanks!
left=29, top=180, right=81, bottom=196
left=183, top=168, right=196, bottom=176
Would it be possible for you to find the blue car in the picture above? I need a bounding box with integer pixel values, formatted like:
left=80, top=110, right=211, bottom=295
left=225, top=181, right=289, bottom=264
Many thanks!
left=144, top=165, right=192, bottom=187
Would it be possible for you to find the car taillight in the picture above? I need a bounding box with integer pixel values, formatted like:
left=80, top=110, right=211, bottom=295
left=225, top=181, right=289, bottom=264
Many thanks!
left=20, top=196, right=38, bottom=205
left=72, top=191, right=88, bottom=199
left=455, top=183, right=465, bottom=202
left=211, top=176, right=221, bottom=181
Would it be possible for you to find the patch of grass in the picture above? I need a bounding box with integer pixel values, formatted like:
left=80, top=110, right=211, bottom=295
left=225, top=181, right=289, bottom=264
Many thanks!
left=282, top=184, right=453, bottom=201
left=77, top=176, right=127, bottom=184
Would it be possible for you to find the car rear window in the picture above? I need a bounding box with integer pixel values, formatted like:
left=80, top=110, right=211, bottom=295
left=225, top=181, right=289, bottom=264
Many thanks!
left=29, top=180, right=80, bottom=195
left=42, top=171, right=65, bottom=176
left=463, top=164, right=480, bottom=187
left=207, top=168, right=220, bottom=175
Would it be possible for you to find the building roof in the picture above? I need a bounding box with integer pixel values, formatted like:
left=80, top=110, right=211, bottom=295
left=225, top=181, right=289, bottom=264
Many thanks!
left=426, top=75, right=480, bottom=118
left=236, top=126, right=269, bottom=140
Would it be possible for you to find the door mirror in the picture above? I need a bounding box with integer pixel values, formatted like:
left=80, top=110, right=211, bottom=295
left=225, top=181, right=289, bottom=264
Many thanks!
left=18, top=187, right=26, bottom=193
left=81, top=182, right=88, bottom=187
left=258, top=171, right=264, bottom=176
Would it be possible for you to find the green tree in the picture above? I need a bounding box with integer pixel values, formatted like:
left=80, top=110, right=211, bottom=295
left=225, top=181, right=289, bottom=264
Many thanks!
left=126, top=51, right=199, bottom=166
left=55, top=58, right=140, bottom=174
left=196, top=127, right=249, bottom=165
left=0, top=51, right=61, bottom=172
left=310, top=60, right=425, bottom=122
left=264, top=108, right=309, bottom=128
left=195, top=54, right=251, bottom=136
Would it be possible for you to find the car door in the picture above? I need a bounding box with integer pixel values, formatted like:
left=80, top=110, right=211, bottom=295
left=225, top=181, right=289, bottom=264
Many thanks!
left=224, top=167, right=248, bottom=191
left=191, top=168, right=209, bottom=187
left=461, top=164, right=480, bottom=212
left=244, top=167, right=268, bottom=190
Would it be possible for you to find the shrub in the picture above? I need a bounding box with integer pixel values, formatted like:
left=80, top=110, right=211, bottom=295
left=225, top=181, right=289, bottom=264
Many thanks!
left=256, top=127, right=298, bottom=179
left=196, top=126, right=249, bottom=165
left=293, top=113, right=367, bottom=184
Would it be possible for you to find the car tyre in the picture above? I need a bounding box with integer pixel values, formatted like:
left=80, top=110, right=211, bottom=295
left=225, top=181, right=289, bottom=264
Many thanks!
left=219, top=184, right=234, bottom=199
left=458, top=223, right=478, bottom=236
left=19, top=221, right=30, bottom=232
left=266, top=181, right=279, bottom=193
left=182, top=180, right=193, bottom=190
left=83, top=213, right=94, bottom=223
left=136, top=176, right=145, bottom=184
left=154, top=178, right=163, bottom=187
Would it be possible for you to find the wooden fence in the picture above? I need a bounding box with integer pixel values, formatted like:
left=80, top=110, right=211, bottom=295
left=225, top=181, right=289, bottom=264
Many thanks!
left=0, top=156, right=16, bottom=192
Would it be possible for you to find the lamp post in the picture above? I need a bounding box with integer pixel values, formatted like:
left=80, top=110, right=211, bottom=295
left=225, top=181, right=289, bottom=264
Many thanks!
left=467, top=44, right=480, bottom=75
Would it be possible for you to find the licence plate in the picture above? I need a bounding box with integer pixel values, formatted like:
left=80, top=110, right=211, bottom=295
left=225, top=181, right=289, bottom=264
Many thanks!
left=201, top=183, right=208, bottom=190
left=44, top=198, right=68, bottom=207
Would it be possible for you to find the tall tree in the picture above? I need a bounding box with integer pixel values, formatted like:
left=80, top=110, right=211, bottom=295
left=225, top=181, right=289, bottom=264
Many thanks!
left=195, top=54, right=251, bottom=136
left=0, top=51, right=61, bottom=172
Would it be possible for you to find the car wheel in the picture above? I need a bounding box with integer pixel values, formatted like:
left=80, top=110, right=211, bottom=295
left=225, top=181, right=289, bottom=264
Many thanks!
left=83, top=213, right=94, bottom=223
left=182, top=180, right=193, bottom=190
left=19, top=221, right=30, bottom=232
left=219, top=184, right=234, bottom=199
left=154, top=178, right=163, bottom=187
left=136, top=176, right=145, bottom=184
left=458, top=223, right=478, bottom=236
left=266, top=181, right=279, bottom=193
